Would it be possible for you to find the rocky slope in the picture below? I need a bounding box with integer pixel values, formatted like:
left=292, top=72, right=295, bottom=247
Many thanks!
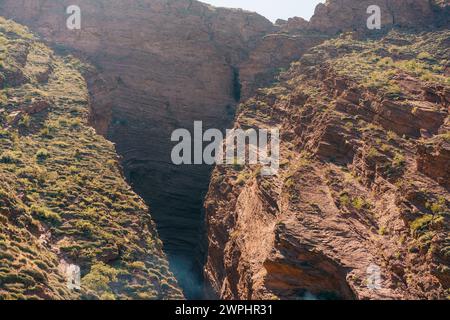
left=0, top=0, right=330, bottom=296
left=307, top=0, right=448, bottom=34
left=0, top=0, right=448, bottom=300
left=204, top=29, right=449, bottom=300
left=0, top=18, right=182, bottom=299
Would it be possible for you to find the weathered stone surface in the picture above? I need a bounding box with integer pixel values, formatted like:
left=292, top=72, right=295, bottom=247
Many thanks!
left=308, top=0, right=442, bottom=34
left=204, top=29, right=449, bottom=300
left=0, top=0, right=328, bottom=297
left=417, top=138, right=450, bottom=189
left=1, top=0, right=448, bottom=300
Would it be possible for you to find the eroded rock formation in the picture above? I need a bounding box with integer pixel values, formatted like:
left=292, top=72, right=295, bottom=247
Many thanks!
left=0, top=18, right=182, bottom=299
left=204, top=28, right=449, bottom=300
left=0, top=0, right=328, bottom=297
left=1, top=0, right=448, bottom=299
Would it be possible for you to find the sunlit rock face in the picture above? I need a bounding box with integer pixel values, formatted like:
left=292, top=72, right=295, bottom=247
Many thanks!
left=204, top=28, right=449, bottom=300
left=0, top=0, right=324, bottom=298
left=307, top=0, right=444, bottom=34
left=2, top=0, right=446, bottom=300
left=0, top=17, right=183, bottom=300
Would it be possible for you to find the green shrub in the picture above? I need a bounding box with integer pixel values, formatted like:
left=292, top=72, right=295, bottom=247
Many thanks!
left=129, top=261, right=146, bottom=271
left=380, top=144, right=392, bottom=152
left=35, top=148, right=49, bottom=160
left=74, top=220, right=95, bottom=236
left=367, top=147, right=380, bottom=159
left=285, top=177, right=295, bottom=189
left=236, top=171, right=251, bottom=186
left=339, top=193, right=350, bottom=207
left=0, top=129, right=10, bottom=138
left=392, top=152, right=405, bottom=167
left=39, top=126, right=51, bottom=137
left=378, top=226, right=387, bottom=235
left=426, top=197, right=447, bottom=215
left=344, top=122, right=354, bottom=131
left=385, top=82, right=402, bottom=97
left=377, top=57, right=394, bottom=66
left=410, top=214, right=433, bottom=235
left=417, top=52, right=433, bottom=61
left=0, top=150, right=19, bottom=163
left=30, top=205, right=61, bottom=224
left=19, top=114, right=31, bottom=127
left=69, top=118, right=81, bottom=128
left=82, top=262, right=119, bottom=297
left=21, top=267, right=47, bottom=283
left=0, top=92, right=7, bottom=105
left=160, top=279, right=170, bottom=291
left=387, top=131, right=398, bottom=142
left=17, top=166, right=48, bottom=183
left=352, top=197, right=366, bottom=210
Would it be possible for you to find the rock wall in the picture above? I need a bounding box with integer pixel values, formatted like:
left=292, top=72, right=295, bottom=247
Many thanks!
left=1, top=0, right=447, bottom=299
left=308, top=0, right=447, bottom=34
left=204, top=28, right=449, bottom=299
left=0, top=17, right=182, bottom=299
left=0, top=0, right=328, bottom=297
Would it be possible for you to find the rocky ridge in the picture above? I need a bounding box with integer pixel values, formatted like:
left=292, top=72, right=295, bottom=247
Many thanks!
left=0, top=0, right=329, bottom=296
left=204, top=29, right=449, bottom=300
left=0, top=0, right=448, bottom=299
left=0, top=18, right=182, bottom=299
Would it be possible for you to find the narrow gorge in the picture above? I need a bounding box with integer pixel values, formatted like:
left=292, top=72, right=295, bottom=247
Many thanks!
left=0, top=0, right=448, bottom=300
left=0, top=0, right=327, bottom=298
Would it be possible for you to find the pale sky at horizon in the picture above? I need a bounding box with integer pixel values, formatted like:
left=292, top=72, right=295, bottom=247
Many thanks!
left=200, top=0, right=325, bottom=22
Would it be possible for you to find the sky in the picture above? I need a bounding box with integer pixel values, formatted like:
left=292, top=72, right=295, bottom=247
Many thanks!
left=200, top=0, right=325, bottom=22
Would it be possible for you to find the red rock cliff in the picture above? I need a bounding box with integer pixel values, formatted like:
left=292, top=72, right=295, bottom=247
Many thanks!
left=1, top=0, right=448, bottom=299
left=0, top=0, right=327, bottom=297
left=204, top=27, right=449, bottom=299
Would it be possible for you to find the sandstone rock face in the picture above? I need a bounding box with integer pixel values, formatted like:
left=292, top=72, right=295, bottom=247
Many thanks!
left=239, top=33, right=325, bottom=100
left=0, top=0, right=328, bottom=297
left=204, top=30, right=449, bottom=300
left=417, top=138, right=450, bottom=189
left=1, top=0, right=448, bottom=299
left=308, top=0, right=445, bottom=34
left=0, top=18, right=182, bottom=299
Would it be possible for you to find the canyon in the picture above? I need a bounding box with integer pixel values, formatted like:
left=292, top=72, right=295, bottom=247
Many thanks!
left=0, top=17, right=182, bottom=299
left=0, top=0, right=326, bottom=298
left=0, top=0, right=449, bottom=299
left=205, top=30, right=450, bottom=299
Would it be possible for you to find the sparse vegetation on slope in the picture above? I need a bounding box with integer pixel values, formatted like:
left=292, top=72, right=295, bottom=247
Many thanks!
left=0, top=17, right=182, bottom=300
left=205, top=29, right=449, bottom=300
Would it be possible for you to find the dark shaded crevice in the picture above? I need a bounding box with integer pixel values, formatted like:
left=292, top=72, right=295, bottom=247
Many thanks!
left=81, top=66, right=213, bottom=299
left=232, top=67, right=242, bottom=102
left=117, top=68, right=241, bottom=299
left=79, top=61, right=243, bottom=299
left=123, top=163, right=212, bottom=299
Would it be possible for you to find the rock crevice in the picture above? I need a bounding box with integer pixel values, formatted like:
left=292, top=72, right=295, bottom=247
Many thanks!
left=1, top=0, right=448, bottom=299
